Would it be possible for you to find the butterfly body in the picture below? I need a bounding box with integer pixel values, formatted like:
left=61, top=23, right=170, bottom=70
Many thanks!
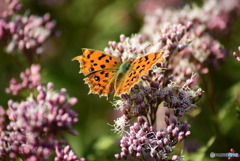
left=73, top=48, right=164, bottom=97
left=116, top=62, right=131, bottom=75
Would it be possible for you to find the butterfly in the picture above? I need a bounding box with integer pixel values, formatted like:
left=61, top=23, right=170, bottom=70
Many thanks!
left=73, top=48, right=165, bottom=98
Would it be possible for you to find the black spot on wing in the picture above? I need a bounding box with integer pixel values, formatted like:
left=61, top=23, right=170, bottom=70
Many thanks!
left=94, top=76, right=100, bottom=81
left=100, top=65, right=106, bottom=69
left=153, top=53, right=157, bottom=61
left=90, top=60, right=94, bottom=63
left=89, top=67, right=95, bottom=72
left=106, top=59, right=109, bottom=63
left=99, top=89, right=103, bottom=94
left=131, top=76, right=137, bottom=81
left=98, top=54, right=106, bottom=60
left=89, top=50, right=95, bottom=54
left=87, top=50, right=95, bottom=58
left=145, top=56, right=149, bottom=61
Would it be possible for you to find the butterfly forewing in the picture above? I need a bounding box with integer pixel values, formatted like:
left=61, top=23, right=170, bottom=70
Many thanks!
left=73, top=49, right=120, bottom=76
left=115, top=52, right=164, bottom=96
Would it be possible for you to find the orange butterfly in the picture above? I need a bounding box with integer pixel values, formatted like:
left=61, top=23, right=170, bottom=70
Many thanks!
left=73, top=49, right=165, bottom=97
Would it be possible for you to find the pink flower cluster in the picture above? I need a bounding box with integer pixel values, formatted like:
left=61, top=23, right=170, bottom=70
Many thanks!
left=55, top=146, right=86, bottom=161
left=0, top=82, right=81, bottom=160
left=107, top=21, right=203, bottom=161
left=5, top=64, right=41, bottom=95
left=115, top=114, right=190, bottom=160
left=140, top=0, right=230, bottom=84
left=0, top=0, right=55, bottom=55
left=0, top=0, right=23, bottom=18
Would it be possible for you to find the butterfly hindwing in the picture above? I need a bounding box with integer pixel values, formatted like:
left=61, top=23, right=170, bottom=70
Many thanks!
left=115, top=52, right=164, bottom=96
left=85, top=70, right=115, bottom=97
left=73, top=49, right=121, bottom=97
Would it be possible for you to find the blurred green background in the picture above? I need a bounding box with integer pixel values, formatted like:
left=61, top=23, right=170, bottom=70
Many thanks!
left=0, top=0, right=240, bottom=161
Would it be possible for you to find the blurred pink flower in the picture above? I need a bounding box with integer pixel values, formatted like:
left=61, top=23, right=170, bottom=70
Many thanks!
left=137, top=0, right=184, bottom=15
left=0, top=0, right=55, bottom=57
left=55, top=145, right=85, bottom=161
left=6, top=64, right=41, bottom=95
left=0, top=106, right=6, bottom=131
left=233, top=47, right=240, bottom=62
